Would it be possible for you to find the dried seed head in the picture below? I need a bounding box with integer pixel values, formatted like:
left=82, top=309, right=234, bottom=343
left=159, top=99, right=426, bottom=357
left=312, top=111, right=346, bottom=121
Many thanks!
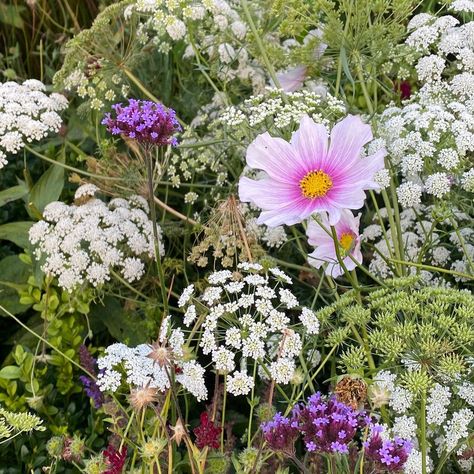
left=334, top=376, right=368, bottom=409
left=170, top=418, right=187, bottom=446
left=147, top=340, right=173, bottom=368
left=369, top=384, right=391, bottom=409
left=129, top=386, right=159, bottom=412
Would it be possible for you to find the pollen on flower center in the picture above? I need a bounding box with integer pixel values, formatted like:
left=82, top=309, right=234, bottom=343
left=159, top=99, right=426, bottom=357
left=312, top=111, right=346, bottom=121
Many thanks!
left=339, top=232, right=354, bottom=252
left=299, top=170, right=333, bottom=199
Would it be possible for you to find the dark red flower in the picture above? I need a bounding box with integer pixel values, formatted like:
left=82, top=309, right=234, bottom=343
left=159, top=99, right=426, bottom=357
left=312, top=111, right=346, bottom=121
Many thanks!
left=193, top=412, right=221, bottom=450
left=394, top=80, right=411, bottom=100
left=103, top=444, right=127, bottom=474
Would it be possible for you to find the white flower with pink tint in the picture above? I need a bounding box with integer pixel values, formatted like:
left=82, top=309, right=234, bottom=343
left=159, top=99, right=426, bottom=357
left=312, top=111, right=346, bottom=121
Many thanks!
left=306, top=209, right=363, bottom=277
left=239, top=114, right=386, bottom=227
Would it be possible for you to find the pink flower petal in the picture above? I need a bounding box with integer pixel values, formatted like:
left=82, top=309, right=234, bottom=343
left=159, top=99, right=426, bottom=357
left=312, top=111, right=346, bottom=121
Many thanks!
left=326, top=115, right=373, bottom=174
left=290, top=115, right=328, bottom=170
left=246, top=133, right=301, bottom=184
left=306, top=209, right=363, bottom=277
left=239, top=177, right=303, bottom=226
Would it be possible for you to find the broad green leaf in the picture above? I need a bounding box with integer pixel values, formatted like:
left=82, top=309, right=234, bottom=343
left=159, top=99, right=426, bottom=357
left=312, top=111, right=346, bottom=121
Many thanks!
left=0, top=222, right=33, bottom=248
left=91, top=296, right=149, bottom=345
left=28, top=154, right=65, bottom=215
left=0, top=255, right=32, bottom=316
left=0, top=366, right=21, bottom=380
left=0, top=183, right=28, bottom=207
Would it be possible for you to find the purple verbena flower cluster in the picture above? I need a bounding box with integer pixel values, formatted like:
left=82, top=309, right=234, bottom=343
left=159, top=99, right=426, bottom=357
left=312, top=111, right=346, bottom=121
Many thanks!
left=364, top=424, right=413, bottom=472
left=294, top=392, right=366, bottom=454
left=261, top=412, right=299, bottom=455
left=79, top=344, right=104, bottom=409
left=102, top=99, right=181, bottom=146
left=261, top=392, right=410, bottom=472
left=261, top=392, right=366, bottom=456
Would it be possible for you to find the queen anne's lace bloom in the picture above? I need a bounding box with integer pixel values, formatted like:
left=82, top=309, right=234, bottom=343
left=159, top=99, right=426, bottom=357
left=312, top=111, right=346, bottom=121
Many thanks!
left=173, top=263, right=320, bottom=395
left=96, top=342, right=208, bottom=401
left=0, top=80, right=67, bottom=168
left=29, top=185, right=163, bottom=291
left=379, top=13, right=474, bottom=207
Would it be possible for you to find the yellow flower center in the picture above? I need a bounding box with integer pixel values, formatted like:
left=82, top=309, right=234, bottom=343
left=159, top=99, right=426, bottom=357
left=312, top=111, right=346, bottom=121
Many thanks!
left=299, top=170, right=333, bottom=199
left=339, top=232, right=354, bottom=253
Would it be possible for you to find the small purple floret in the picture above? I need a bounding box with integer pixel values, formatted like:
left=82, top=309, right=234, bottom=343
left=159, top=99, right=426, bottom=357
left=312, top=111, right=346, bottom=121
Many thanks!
left=291, top=392, right=366, bottom=454
left=102, top=99, right=182, bottom=146
left=79, top=344, right=104, bottom=409
left=261, top=412, right=300, bottom=454
left=364, top=424, right=412, bottom=471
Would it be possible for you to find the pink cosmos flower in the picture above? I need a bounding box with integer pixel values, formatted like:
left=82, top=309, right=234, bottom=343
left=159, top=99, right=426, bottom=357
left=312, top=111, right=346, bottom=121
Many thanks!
left=306, top=209, right=362, bottom=278
left=238, top=114, right=386, bottom=227
left=276, top=66, right=308, bottom=92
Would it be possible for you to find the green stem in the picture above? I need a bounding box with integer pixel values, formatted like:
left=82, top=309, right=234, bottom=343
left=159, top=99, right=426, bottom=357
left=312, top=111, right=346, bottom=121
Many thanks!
left=0, top=303, right=94, bottom=378
left=335, top=2, right=352, bottom=98
left=369, top=190, right=396, bottom=263
left=381, top=188, right=403, bottom=275
left=450, top=217, right=473, bottom=273
left=241, top=0, right=282, bottom=91
left=221, top=376, right=227, bottom=453
left=388, top=174, right=406, bottom=272
left=144, top=148, right=169, bottom=316
left=289, top=454, right=311, bottom=474
left=388, top=258, right=474, bottom=281
left=24, top=144, right=121, bottom=181
left=110, top=269, right=148, bottom=300
left=420, top=389, right=427, bottom=474
left=247, top=361, right=258, bottom=447
left=355, top=56, right=374, bottom=115
left=285, top=345, right=338, bottom=415
left=119, top=411, right=135, bottom=451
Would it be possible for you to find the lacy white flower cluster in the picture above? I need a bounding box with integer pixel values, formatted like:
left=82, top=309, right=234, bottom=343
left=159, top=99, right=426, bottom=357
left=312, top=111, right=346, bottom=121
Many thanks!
left=174, top=263, right=320, bottom=396
left=168, top=88, right=345, bottom=192
left=219, top=87, right=345, bottom=133
left=29, top=185, right=162, bottom=291
left=0, top=79, right=68, bottom=168
left=377, top=13, right=474, bottom=207
left=362, top=205, right=473, bottom=281
left=124, top=0, right=270, bottom=93
left=374, top=370, right=474, bottom=472
left=96, top=342, right=208, bottom=401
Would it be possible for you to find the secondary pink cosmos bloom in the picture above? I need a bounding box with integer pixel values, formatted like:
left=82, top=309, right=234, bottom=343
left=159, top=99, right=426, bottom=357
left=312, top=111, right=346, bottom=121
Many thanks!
left=307, top=209, right=363, bottom=278
left=238, top=114, right=386, bottom=227
left=276, top=66, right=308, bottom=92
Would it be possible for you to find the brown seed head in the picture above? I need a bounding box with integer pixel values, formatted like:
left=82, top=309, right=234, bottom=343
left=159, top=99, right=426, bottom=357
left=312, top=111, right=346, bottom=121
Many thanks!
left=334, top=376, right=368, bottom=409
left=129, top=386, right=159, bottom=412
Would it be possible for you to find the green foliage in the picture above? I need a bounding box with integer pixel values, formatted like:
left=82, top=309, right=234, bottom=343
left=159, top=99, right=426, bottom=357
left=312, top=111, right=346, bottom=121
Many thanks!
left=334, top=280, right=474, bottom=382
